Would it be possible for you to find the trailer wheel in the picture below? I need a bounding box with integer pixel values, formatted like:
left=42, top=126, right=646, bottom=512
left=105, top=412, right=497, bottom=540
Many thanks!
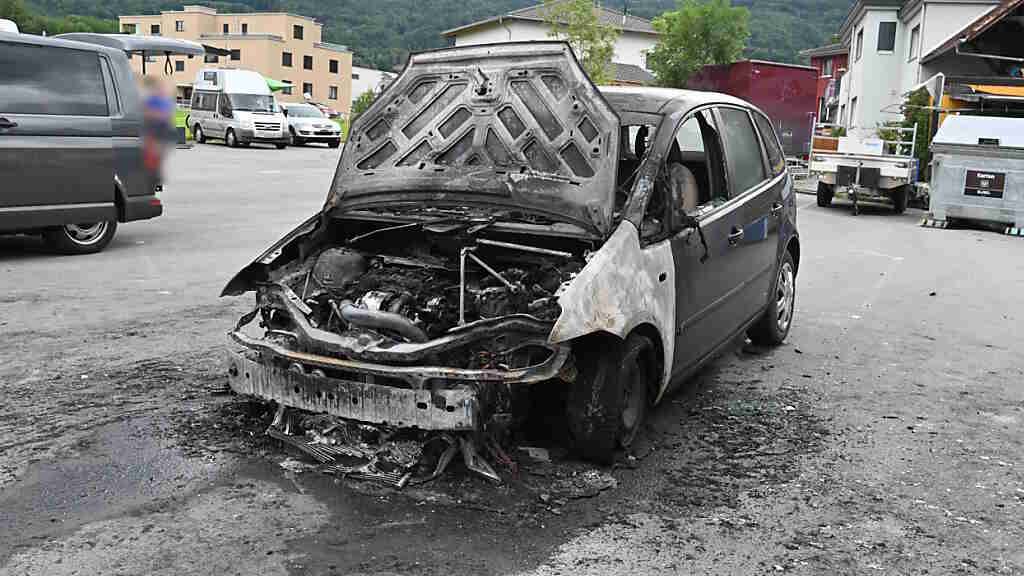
left=892, top=186, right=909, bottom=214
left=817, top=182, right=834, bottom=207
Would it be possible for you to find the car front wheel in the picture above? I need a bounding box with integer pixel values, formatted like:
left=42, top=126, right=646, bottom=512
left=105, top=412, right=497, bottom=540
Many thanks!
left=748, top=250, right=796, bottom=345
left=193, top=124, right=206, bottom=144
left=567, top=332, right=654, bottom=464
left=225, top=128, right=238, bottom=148
left=44, top=220, right=117, bottom=254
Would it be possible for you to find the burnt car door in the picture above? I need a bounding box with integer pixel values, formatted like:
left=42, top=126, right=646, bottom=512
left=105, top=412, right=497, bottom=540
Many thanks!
left=714, top=106, right=782, bottom=323
left=665, top=107, right=751, bottom=374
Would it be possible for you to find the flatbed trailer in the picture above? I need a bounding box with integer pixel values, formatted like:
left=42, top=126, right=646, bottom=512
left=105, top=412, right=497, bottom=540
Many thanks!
left=810, top=124, right=920, bottom=215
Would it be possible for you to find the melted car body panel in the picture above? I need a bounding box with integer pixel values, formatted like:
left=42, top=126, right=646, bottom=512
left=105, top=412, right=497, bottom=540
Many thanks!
left=549, top=220, right=675, bottom=394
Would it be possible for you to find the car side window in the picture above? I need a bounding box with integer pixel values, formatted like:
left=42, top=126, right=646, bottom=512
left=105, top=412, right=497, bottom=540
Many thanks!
left=717, top=107, right=768, bottom=196
left=753, top=112, right=786, bottom=177
left=0, top=42, right=108, bottom=116
left=218, top=94, right=232, bottom=117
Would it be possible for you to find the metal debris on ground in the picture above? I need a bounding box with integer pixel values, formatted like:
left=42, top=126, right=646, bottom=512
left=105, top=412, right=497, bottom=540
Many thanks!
left=265, top=406, right=504, bottom=488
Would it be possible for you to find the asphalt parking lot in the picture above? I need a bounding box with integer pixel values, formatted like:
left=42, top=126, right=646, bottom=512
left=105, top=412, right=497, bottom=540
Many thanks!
left=1, top=143, right=1022, bottom=576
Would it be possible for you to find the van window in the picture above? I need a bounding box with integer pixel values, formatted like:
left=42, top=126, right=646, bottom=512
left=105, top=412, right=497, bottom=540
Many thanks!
left=752, top=113, right=785, bottom=177
left=0, top=43, right=109, bottom=116
left=717, top=107, right=767, bottom=195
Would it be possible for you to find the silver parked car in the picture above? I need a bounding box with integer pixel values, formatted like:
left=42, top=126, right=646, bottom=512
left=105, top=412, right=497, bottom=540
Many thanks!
left=280, top=102, right=342, bottom=148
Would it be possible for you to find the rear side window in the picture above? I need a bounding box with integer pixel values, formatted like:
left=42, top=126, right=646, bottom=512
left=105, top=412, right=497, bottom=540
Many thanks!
left=717, top=107, right=767, bottom=195
left=753, top=113, right=786, bottom=177
left=0, top=43, right=109, bottom=116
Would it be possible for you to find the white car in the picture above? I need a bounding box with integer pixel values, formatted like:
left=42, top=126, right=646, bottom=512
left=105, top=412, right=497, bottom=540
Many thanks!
left=280, top=102, right=342, bottom=148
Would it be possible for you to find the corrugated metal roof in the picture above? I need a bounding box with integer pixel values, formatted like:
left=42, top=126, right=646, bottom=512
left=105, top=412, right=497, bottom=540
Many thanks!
left=798, top=43, right=848, bottom=58
left=611, top=62, right=655, bottom=84
left=442, top=0, right=657, bottom=37
left=933, top=115, right=1024, bottom=148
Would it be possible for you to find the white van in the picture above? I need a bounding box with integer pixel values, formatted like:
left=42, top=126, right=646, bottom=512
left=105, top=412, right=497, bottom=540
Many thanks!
left=187, top=69, right=288, bottom=149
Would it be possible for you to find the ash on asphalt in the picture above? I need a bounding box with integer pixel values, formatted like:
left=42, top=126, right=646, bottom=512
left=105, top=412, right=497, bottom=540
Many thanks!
left=168, top=343, right=830, bottom=575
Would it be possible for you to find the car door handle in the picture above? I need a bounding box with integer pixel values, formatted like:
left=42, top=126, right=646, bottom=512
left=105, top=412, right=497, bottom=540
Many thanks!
left=728, top=227, right=745, bottom=246
left=0, top=118, right=18, bottom=129
left=770, top=202, right=784, bottom=215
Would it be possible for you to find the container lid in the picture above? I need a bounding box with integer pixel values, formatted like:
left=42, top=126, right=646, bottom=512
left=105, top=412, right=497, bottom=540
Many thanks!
left=933, top=115, right=1024, bottom=148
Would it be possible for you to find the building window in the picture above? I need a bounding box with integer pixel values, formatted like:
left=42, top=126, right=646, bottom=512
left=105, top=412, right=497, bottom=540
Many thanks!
left=175, top=60, right=185, bottom=72
left=175, top=20, right=184, bottom=32
left=303, top=55, right=313, bottom=70
left=122, top=23, right=136, bottom=34
left=329, top=59, right=339, bottom=74
left=293, top=24, right=304, bottom=40
left=908, top=25, right=920, bottom=61
left=230, top=49, right=241, bottom=61
left=302, top=82, right=313, bottom=97
left=241, top=23, right=248, bottom=35
left=150, top=24, right=160, bottom=35
left=352, top=72, right=360, bottom=80
left=823, top=58, right=833, bottom=77
left=850, top=97, right=858, bottom=127
left=855, top=28, right=863, bottom=61
left=204, top=53, right=219, bottom=63
left=328, top=85, right=338, bottom=100
left=281, top=81, right=293, bottom=95
left=222, top=23, right=229, bottom=34
left=282, top=51, right=293, bottom=67
left=877, top=22, right=897, bottom=52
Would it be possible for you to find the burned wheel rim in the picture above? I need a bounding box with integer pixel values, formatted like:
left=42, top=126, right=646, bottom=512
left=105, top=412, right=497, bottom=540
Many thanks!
left=619, top=353, right=647, bottom=448
left=63, top=222, right=108, bottom=246
left=776, top=261, right=795, bottom=333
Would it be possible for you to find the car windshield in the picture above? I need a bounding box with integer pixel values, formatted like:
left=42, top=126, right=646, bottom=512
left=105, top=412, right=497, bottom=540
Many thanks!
left=285, top=105, right=324, bottom=118
left=227, top=94, right=277, bottom=113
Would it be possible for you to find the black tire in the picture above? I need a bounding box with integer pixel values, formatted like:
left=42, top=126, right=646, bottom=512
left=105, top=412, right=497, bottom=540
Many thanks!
left=567, top=333, right=654, bottom=464
left=328, top=140, right=341, bottom=149
left=892, top=185, right=909, bottom=214
left=817, top=181, right=834, bottom=207
left=193, top=124, right=206, bottom=144
left=44, top=220, right=117, bottom=255
left=225, top=128, right=238, bottom=148
left=275, top=143, right=287, bottom=150
left=748, top=250, right=797, bottom=346
left=289, top=128, right=303, bottom=146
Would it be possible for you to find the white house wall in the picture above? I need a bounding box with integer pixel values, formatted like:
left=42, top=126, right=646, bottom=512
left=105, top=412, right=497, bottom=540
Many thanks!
left=452, top=20, right=655, bottom=70
left=842, top=7, right=904, bottom=134
left=350, top=66, right=394, bottom=103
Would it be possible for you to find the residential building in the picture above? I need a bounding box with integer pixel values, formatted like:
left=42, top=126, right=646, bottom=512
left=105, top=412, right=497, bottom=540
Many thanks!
left=799, top=43, right=849, bottom=124
left=350, top=66, right=397, bottom=103
left=832, top=0, right=1002, bottom=135
left=441, top=0, right=658, bottom=85
left=118, top=5, right=353, bottom=113
left=687, top=60, right=818, bottom=155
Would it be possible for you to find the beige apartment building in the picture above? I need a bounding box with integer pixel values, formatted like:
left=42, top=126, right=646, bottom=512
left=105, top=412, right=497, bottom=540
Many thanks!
left=119, top=5, right=352, bottom=113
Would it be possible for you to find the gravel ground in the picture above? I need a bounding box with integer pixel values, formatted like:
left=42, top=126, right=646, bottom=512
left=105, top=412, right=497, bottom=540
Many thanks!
left=1, top=144, right=1022, bottom=575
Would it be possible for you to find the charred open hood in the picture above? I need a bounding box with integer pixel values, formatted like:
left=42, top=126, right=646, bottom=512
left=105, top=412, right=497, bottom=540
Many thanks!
left=327, top=42, right=620, bottom=236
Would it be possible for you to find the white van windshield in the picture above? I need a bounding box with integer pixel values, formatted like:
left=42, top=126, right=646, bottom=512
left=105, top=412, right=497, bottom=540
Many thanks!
left=227, top=94, right=277, bottom=113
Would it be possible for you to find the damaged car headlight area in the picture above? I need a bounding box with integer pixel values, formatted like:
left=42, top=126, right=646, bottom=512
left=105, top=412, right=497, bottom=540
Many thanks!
left=226, top=219, right=585, bottom=436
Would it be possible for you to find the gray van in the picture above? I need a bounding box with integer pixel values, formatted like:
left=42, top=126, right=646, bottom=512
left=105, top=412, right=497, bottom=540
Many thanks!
left=0, top=32, right=164, bottom=254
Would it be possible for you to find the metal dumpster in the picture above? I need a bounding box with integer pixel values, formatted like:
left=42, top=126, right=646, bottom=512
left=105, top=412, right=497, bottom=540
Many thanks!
left=927, top=116, right=1024, bottom=235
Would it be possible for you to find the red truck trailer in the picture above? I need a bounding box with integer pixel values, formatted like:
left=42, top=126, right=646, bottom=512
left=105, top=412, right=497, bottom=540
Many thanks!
left=687, top=60, right=817, bottom=158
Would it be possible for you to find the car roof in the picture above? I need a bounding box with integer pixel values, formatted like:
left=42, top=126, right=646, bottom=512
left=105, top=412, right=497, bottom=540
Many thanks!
left=0, top=30, right=125, bottom=59
left=598, top=85, right=760, bottom=117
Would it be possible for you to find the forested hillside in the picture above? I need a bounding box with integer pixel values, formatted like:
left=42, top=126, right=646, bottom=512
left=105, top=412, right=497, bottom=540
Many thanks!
left=25, top=0, right=851, bottom=69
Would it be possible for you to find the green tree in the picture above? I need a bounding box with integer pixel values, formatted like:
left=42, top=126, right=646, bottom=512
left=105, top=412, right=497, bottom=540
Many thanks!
left=0, top=0, right=31, bottom=27
left=541, top=0, right=620, bottom=85
left=646, top=0, right=750, bottom=88
left=350, top=89, right=377, bottom=124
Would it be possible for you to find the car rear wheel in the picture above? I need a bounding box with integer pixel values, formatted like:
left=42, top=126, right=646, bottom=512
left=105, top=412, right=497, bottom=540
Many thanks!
left=193, top=124, right=206, bottom=144
left=817, top=181, right=834, bottom=207
left=44, top=220, right=117, bottom=255
left=567, top=333, right=654, bottom=464
left=225, top=128, right=238, bottom=148
left=748, top=250, right=796, bottom=346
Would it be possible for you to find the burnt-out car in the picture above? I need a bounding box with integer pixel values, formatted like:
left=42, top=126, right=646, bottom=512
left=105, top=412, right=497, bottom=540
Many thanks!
left=222, top=42, right=800, bottom=466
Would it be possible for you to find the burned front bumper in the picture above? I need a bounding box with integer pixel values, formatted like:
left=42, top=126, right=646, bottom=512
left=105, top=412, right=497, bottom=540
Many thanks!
left=226, top=320, right=571, bottom=431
